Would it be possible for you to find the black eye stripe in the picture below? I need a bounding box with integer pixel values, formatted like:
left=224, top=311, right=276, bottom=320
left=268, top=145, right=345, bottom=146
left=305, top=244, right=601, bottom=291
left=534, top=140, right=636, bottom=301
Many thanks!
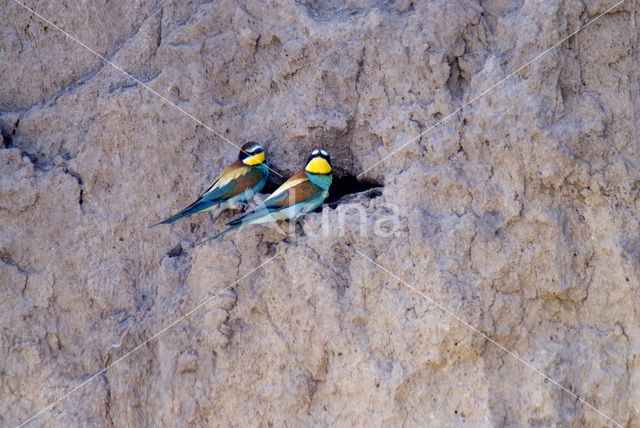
left=239, top=143, right=263, bottom=161
left=307, top=150, right=331, bottom=166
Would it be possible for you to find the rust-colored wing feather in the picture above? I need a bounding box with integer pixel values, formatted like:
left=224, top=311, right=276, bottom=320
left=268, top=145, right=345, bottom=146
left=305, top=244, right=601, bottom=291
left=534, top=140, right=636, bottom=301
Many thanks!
left=266, top=179, right=322, bottom=208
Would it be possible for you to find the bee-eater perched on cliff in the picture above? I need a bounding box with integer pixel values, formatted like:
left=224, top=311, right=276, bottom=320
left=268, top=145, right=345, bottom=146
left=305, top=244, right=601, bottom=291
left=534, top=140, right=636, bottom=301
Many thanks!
left=150, top=142, right=269, bottom=227
left=198, top=149, right=332, bottom=243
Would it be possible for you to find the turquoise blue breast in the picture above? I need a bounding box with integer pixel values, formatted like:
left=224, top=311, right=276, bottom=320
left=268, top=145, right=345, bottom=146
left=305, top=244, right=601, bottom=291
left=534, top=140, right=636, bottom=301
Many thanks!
left=307, top=172, right=332, bottom=191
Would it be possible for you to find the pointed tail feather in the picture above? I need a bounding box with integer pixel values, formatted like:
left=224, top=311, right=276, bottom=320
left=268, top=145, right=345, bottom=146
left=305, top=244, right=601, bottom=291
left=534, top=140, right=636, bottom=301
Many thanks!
left=149, top=200, right=217, bottom=228
left=195, top=223, right=243, bottom=246
left=194, top=206, right=262, bottom=243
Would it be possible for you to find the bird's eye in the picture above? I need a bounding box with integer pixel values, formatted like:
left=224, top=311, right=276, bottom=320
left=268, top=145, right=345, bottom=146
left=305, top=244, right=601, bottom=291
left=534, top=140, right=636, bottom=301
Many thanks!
left=320, top=149, right=328, bottom=156
left=312, top=149, right=319, bottom=156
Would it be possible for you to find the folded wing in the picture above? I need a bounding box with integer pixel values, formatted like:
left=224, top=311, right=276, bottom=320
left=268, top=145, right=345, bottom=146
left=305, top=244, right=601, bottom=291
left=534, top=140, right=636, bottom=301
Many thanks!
left=228, top=173, right=322, bottom=226
left=201, top=164, right=264, bottom=203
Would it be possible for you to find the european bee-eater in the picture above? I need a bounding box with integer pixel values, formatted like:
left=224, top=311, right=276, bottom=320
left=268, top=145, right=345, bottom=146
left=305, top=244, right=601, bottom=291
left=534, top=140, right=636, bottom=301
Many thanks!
left=150, top=142, right=269, bottom=227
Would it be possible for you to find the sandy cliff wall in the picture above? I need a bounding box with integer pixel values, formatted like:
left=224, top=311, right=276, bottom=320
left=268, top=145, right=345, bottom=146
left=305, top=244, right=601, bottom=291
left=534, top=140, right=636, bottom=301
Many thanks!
left=1, top=0, right=639, bottom=426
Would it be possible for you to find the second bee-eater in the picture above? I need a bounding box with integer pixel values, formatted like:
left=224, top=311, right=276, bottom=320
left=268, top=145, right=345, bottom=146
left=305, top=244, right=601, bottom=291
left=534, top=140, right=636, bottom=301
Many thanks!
left=150, top=142, right=269, bottom=227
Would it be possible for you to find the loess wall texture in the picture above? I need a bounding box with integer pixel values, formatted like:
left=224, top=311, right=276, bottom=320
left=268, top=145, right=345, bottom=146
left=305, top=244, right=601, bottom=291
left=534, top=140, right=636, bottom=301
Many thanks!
left=1, top=0, right=639, bottom=426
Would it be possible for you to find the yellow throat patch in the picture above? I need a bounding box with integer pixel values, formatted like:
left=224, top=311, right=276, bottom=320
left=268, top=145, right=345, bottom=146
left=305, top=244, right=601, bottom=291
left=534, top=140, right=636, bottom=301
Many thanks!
left=306, top=157, right=332, bottom=174
left=243, top=152, right=265, bottom=166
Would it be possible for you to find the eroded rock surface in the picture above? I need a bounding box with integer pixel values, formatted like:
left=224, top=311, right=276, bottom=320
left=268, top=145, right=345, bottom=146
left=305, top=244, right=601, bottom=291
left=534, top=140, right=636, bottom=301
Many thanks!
left=1, top=0, right=639, bottom=426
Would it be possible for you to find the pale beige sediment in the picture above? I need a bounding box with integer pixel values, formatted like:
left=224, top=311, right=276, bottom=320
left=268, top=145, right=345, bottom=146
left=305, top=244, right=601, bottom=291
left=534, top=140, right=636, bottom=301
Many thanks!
left=1, top=0, right=638, bottom=426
